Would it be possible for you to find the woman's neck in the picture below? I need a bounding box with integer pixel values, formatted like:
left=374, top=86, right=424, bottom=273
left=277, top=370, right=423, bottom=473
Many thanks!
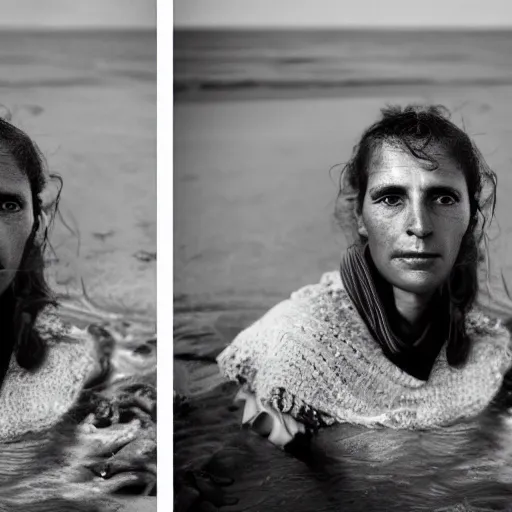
left=392, top=287, right=435, bottom=339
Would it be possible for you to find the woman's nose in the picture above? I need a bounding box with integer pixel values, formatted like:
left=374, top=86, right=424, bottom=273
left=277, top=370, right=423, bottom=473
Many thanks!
left=405, top=202, right=433, bottom=239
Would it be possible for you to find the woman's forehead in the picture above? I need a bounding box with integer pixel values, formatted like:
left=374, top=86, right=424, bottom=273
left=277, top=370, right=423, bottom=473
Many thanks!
left=367, top=143, right=466, bottom=186
left=0, top=150, right=30, bottom=191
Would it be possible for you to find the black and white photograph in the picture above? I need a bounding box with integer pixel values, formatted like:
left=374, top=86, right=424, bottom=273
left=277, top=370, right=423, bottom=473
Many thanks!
left=173, top=1, right=512, bottom=510
left=0, top=1, right=157, bottom=510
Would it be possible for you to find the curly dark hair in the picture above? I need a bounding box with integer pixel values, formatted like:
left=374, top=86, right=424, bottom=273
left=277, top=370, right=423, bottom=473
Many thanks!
left=0, top=117, right=62, bottom=371
left=335, top=104, right=497, bottom=367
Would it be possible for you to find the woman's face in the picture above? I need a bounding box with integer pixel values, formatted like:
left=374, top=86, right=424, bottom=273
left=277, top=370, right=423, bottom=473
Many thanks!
left=358, top=143, right=471, bottom=297
left=0, top=150, right=34, bottom=296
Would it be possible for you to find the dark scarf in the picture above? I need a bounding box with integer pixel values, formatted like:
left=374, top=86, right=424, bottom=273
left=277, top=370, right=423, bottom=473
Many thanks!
left=0, top=289, right=17, bottom=391
left=340, top=243, right=451, bottom=381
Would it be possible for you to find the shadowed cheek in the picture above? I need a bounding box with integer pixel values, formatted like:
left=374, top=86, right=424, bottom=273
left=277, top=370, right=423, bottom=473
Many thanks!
left=0, top=213, right=35, bottom=272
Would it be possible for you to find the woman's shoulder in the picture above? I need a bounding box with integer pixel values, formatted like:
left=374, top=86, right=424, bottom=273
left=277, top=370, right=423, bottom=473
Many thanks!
left=290, top=270, right=345, bottom=302
left=35, top=305, right=92, bottom=344
left=217, top=271, right=350, bottom=366
left=259, top=270, right=350, bottom=328
left=0, top=305, right=98, bottom=441
left=465, top=305, right=508, bottom=336
left=33, top=305, right=98, bottom=382
left=465, top=304, right=512, bottom=365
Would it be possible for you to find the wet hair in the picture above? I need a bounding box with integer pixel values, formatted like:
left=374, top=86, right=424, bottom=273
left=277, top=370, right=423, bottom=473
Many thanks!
left=0, top=117, right=62, bottom=371
left=335, top=104, right=497, bottom=367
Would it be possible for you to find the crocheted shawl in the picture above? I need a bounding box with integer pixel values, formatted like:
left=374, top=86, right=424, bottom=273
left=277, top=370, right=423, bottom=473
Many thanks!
left=217, top=271, right=512, bottom=430
left=0, top=305, right=157, bottom=511
left=0, top=306, right=96, bottom=441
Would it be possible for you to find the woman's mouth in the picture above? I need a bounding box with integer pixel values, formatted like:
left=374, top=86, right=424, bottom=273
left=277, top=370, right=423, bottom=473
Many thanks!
left=395, top=253, right=440, bottom=270
left=397, top=252, right=440, bottom=259
left=393, top=252, right=441, bottom=269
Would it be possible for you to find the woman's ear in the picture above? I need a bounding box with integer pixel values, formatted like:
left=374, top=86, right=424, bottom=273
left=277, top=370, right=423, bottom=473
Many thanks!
left=356, top=211, right=368, bottom=238
left=34, top=212, right=48, bottom=246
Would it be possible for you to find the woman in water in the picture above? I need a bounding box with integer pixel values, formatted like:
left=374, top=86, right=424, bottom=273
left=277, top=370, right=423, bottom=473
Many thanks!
left=217, top=104, right=511, bottom=448
left=0, top=117, right=156, bottom=511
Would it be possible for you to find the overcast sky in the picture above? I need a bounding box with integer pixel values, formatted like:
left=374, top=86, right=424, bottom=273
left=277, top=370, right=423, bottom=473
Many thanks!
left=0, top=0, right=155, bottom=29
left=174, top=0, right=512, bottom=28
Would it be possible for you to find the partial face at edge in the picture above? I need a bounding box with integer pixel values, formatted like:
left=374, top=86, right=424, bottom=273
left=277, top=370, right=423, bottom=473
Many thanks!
left=0, top=149, right=34, bottom=296
left=357, top=143, right=471, bottom=297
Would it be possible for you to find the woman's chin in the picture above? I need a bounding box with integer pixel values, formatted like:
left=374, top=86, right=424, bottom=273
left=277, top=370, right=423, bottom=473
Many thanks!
left=392, top=272, right=445, bottom=297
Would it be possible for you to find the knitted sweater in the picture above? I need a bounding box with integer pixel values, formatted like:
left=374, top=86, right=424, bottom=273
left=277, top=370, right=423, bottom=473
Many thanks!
left=217, top=271, right=512, bottom=432
left=0, top=306, right=96, bottom=441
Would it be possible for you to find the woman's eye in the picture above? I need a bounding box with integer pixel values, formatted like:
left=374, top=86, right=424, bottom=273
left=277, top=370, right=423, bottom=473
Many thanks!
left=434, top=195, right=457, bottom=206
left=0, top=201, right=21, bottom=212
left=380, top=196, right=402, bottom=207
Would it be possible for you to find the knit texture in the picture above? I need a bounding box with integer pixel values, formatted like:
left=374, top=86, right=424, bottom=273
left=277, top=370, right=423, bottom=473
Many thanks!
left=0, top=306, right=96, bottom=441
left=217, top=271, right=512, bottom=430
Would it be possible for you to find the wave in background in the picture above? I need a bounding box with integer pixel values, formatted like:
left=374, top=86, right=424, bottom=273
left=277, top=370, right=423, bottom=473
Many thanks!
left=174, top=29, right=512, bottom=97
left=0, top=30, right=155, bottom=88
